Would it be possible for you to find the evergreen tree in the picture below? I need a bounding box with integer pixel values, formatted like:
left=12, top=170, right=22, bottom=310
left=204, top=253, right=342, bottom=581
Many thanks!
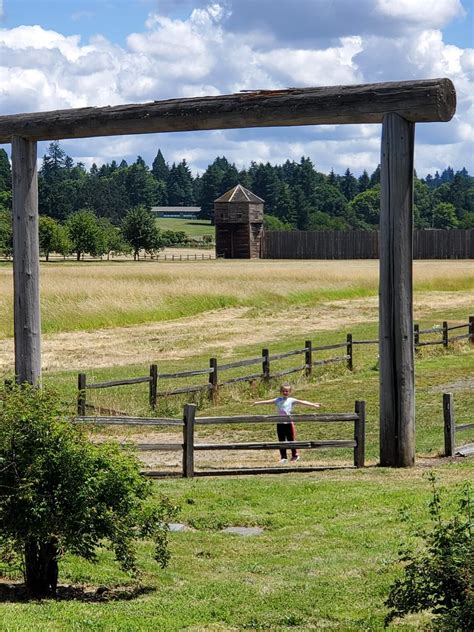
left=328, top=168, right=338, bottom=187
left=440, top=166, right=454, bottom=184
left=151, top=149, right=170, bottom=182
left=357, top=170, right=370, bottom=193
left=199, top=163, right=224, bottom=220
left=248, top=162, right=281, bottom=215
left=167, top=160, right=195, bottom=206
left=369, top=165, right=381, bottom=187
left=123, top=161, right=160, bottom=209
left=340, top=168, right=358, bottom=201
left=0, top=149, right=12, bottom=192
left=292, top=185, right=312, bottom=230
left=274, top=182, right=297, bottom=226
left=39, top=142, right=78, bottom=219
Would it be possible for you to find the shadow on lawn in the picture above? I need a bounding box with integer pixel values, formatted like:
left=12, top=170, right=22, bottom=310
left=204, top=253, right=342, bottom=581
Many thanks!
left=0, top=580, right=154, bottom=602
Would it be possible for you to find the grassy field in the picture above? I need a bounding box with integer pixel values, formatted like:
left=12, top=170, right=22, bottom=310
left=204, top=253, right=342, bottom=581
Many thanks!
left=0, top=259, right=472, bottom=630
left=155, top=217, right=214, bottom=238
left=0, top=465, right=472, bottom=631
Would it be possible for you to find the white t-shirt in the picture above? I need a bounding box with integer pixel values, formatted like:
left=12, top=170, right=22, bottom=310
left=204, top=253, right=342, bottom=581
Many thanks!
left=275, top=396, right=296, bottom=417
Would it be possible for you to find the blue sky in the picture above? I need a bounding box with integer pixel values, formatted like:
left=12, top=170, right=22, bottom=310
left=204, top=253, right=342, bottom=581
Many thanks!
left=1, top=0, right=473, bottom=177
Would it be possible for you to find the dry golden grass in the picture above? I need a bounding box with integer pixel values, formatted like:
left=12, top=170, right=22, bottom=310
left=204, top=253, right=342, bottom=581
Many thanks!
left=0, top=259, right=473, bottom=374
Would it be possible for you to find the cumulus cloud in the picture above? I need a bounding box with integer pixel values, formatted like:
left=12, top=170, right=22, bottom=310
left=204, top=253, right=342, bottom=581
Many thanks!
left=0, top=0, right=472, bottom=176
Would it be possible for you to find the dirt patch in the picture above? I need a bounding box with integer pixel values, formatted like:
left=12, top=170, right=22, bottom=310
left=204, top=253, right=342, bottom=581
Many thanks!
left=0, top=290, right=471, bottom=373
left=428, top=376, right=474, bottom=393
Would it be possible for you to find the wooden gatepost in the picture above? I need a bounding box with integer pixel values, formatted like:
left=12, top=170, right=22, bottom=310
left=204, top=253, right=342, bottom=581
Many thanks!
left=1, top=78, right=456, bottom=467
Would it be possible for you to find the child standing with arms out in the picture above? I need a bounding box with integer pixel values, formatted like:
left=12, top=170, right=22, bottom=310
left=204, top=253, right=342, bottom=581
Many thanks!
left=253, top=384, right=322, bottom=464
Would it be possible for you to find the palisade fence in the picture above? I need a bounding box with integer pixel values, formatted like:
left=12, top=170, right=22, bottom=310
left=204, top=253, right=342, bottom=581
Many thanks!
left=73, top=400, right=366, bottom=477
left=261, top=229, right=474, bottom=259
left=443, top=393, right=474, bottom=458
left=77, top=316, right=473, bottom=415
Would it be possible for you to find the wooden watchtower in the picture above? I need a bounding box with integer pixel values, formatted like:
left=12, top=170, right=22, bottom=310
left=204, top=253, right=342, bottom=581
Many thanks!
left=214, top=184, right=264, bottom=258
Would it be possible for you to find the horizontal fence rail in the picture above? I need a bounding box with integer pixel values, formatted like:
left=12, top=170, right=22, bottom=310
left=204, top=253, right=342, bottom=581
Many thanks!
left=262, top=229, right=474, bottom=260
left=73, top=400, right=366, bottom=478
left=443, top=393, right=474, bottom=457
left=77, top=317, right=473, bottom=414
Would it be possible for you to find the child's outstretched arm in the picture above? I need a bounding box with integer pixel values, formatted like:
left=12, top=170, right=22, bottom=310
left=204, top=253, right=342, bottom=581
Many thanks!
left=252, top=398, right=277, bottom=406
left=292, top=399, right=322, bottom=408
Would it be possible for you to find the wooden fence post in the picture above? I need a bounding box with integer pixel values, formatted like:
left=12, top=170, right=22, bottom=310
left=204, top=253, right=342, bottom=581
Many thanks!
left=443, top=393, right=455, bottom=457
left=414, top=323, right=419, bottom=351
left=149, top=364, right=158, bottom=409
left=77, top=373, right=87, bottom=416
left=209, top=358, right=218, bottom=402
left=354, top=400, right=366, bottom=468
left=469, top=316, right=474, bottom=346
left=346, top=333, right=353, bottom=371
left=442, top=321, right=449, bottom=348
left=182, top=403, right=196, bottom=478
left=262, top=348, right=270, bottom=382
left=305, top=340, right=312, bottom=378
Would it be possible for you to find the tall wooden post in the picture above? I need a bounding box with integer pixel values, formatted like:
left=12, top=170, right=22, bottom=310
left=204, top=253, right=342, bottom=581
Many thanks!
left=182, top=403, right=196, bottom=478
left=379, top=114, right=415, bottom=467
left=12, top=136, right=41, bottom=385
left=443, top=393, right=455, bottom=457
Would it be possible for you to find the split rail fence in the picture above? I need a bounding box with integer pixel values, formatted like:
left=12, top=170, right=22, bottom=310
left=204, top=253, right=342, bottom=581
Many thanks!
left=77, top=316, right=473, bottom=415
left=443, top=393, right=474, bottom=457
left=74, top=400, right=366, bottom=478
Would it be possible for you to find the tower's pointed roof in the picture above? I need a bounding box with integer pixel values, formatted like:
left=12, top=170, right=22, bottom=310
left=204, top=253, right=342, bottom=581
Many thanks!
left=214, top=184, right=265, bottom=204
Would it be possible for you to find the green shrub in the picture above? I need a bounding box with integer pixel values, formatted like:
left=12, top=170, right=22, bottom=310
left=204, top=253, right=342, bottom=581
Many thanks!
left=385, top=473, right=473, bottom=630
left=0, top=384, right=177, bottom=598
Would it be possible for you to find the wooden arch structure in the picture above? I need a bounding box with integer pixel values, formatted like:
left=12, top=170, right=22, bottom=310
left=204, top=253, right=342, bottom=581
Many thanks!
left=0, top=78, right=456, bottom=467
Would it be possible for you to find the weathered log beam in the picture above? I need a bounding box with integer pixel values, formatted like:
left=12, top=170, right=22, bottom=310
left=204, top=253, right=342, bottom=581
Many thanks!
left=0, top=79, right=455, bottom=143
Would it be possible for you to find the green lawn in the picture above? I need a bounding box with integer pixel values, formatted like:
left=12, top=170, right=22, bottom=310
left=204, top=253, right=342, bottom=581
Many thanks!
left=0, top=464, right=471, bottom=631
left=155, top=217, right=214, bottom=238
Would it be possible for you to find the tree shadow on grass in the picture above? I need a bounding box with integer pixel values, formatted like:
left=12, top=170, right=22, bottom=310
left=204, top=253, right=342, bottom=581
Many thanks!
left=0, top=580, right=154, bottom=602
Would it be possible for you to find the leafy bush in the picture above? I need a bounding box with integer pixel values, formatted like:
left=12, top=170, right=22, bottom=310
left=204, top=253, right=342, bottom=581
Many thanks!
left=385, top=473, right=473, bottom=630
left=0, top=384, right=177, bottom=598
left=160, top=229, right=189, bottom=247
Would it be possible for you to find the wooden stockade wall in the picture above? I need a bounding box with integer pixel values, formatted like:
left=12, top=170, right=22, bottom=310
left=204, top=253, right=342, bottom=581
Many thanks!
left=77, top=316, right=473, bottom=415
left=443, top=393, right=474, bottom=458
left=74, top=400, right=366, bottom=478
left=261, top=229, right=474, bottom=259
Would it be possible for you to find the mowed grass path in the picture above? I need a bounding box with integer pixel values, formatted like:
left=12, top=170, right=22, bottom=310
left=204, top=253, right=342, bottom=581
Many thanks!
left=0, top=259, right=472, bottom=337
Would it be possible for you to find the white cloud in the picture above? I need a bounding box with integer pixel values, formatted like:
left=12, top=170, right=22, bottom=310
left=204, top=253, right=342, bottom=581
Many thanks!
left=0, top=1, right=472, bottom=176
left=257, top=37, right=363, bottom=86
left=376, top=0, right=465, bottom=27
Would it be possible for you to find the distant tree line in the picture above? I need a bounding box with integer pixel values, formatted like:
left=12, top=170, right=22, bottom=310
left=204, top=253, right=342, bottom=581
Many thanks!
left=0, top=142, right=472, bottom=258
